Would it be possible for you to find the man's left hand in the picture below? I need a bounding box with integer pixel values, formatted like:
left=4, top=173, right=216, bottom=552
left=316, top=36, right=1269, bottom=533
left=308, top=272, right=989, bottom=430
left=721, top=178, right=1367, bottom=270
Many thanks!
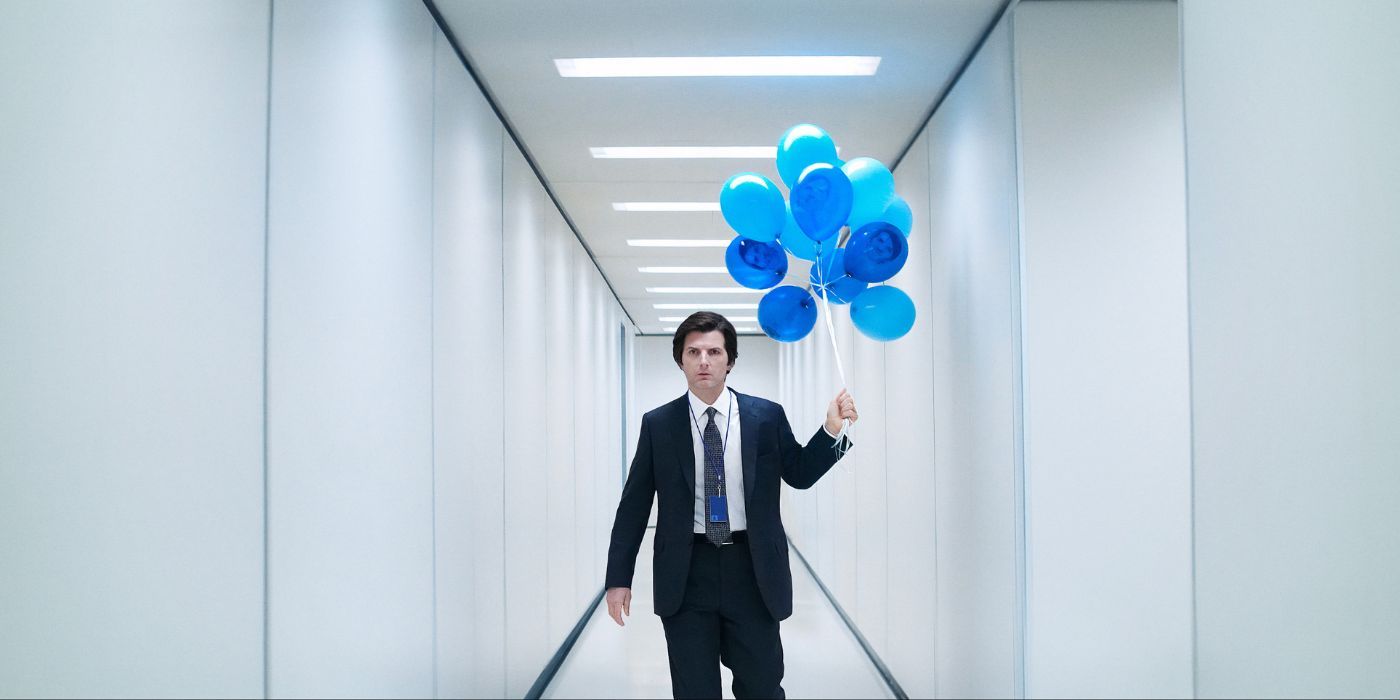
left=825, top=388, right=858, bottom=435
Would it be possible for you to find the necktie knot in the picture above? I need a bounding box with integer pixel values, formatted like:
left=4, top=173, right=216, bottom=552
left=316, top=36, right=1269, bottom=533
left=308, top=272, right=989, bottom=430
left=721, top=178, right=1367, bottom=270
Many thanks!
left=705, top=406, right=717, bottom=424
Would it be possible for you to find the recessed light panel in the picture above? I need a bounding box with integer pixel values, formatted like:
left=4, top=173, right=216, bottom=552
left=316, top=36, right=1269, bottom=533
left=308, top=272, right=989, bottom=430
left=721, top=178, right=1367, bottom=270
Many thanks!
left=639, top=266, right=728, bottom=274
left=658, top=316, right=758, bottom=323
left=653, top=303, right=759, bottom=310
left=646, top=287, right=764, bottom=294
left=614, top=202, right=720, bottom=212
left=592, top=146, right=776, bottom=159
left=627, top=239, right=729, bottom=248
left=555, top=56, right=881, bottom=78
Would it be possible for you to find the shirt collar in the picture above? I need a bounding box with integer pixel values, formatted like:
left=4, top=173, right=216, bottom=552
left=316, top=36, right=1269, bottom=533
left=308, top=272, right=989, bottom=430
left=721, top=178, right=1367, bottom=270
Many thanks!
left=687, top=387, right=732, bottom=422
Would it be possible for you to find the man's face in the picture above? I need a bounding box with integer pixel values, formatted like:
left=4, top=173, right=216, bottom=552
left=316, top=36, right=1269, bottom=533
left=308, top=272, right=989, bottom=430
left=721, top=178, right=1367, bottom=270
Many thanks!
left=680, top=330, right=732, bottom=394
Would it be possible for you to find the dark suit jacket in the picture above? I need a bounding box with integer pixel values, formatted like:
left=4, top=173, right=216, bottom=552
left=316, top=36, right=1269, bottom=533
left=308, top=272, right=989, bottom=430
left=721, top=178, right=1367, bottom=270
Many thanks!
left=605, top=390, right=850, bottom=621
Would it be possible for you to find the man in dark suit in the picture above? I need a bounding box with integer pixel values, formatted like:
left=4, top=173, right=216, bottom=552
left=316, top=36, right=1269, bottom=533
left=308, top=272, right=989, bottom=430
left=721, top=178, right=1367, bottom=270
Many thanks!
left=605, top=311, right=857, bottom=699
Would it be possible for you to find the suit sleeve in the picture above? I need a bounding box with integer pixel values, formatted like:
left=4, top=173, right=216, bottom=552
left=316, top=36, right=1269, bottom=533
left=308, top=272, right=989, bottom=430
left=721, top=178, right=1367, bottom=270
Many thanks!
left=776, top=404, right=853, bottom=490
left=605, top=414, right=657, bottom=589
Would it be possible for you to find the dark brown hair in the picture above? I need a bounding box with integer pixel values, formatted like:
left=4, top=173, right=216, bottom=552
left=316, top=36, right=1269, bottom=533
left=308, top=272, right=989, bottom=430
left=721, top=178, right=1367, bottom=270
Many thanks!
left=671, top=312, right=738, bottom=372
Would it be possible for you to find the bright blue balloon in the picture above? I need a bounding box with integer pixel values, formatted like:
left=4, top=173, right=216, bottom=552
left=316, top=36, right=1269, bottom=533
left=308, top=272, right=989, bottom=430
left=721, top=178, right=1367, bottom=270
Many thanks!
left=791, top=163, right=853, bottom=243
left=725, top=236, right=788, bottom=290
left=719, top=173, right=785, bottom=242
left=758, top=285, right=818, bottom=342
left=842, top=157, right=896, bottom=230
left=843, top=221, right=908, bottom=283
left=850, top=285, right=916, bottom=342
left=776, top=124, right=839, bottom=188
left=881, top=196, right=913, bottom=236
left=778, top=203, right=819, bottom=261
left=808, top=249, right=868, bottom=305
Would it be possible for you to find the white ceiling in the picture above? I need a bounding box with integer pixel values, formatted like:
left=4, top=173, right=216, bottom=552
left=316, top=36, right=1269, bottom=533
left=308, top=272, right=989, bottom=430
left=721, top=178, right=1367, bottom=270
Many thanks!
left=433, top=0, right=1006, bottom=335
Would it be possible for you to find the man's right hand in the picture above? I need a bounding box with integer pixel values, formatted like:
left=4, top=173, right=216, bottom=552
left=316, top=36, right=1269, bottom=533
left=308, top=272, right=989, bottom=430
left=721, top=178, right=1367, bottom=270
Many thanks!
left=606, top=587, right=631, bottom=627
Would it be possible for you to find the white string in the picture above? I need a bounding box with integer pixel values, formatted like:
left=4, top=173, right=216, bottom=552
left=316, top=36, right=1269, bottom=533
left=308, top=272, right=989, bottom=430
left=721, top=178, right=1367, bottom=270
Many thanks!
left=814, top=244, right=853, bottom=464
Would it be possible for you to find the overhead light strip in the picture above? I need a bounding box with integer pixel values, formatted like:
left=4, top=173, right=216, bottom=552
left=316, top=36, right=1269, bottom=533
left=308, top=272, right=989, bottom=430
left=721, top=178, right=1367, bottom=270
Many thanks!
left=627, top=239, right=729, bottom=248
left=614, top=202, right=720, bottom=212
left=556, top=56, right=881, bottom=78
left=592, top=146, right=775, bottom=159
left=662, top=326, right=760, bottom=333
left=592, top=146, right=836, bottom=159
left=659, top=316, right=758, bottom=323
left=654, top=303, right=759, bottom=310
left=647, top=287, right=764, bottom=294
left=639, top=266, right=728, bottom=274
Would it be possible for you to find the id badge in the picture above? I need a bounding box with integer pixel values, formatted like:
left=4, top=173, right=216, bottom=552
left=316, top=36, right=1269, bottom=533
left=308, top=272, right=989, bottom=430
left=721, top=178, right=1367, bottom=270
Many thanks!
left=708, top=495, right=729, bottom=523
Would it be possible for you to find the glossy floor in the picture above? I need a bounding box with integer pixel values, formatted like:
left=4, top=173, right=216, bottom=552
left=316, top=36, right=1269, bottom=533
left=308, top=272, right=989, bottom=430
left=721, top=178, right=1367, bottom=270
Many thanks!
left=544, top=529, right=894, bottom=699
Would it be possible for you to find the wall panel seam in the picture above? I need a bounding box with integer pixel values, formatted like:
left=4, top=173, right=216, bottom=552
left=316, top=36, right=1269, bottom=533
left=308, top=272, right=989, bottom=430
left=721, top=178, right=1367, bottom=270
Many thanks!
left=429, top=23, right=440, bottom=700
left=261, top=1, right=275, bottom=697
left=1008, top=7, right=1030, bottom=697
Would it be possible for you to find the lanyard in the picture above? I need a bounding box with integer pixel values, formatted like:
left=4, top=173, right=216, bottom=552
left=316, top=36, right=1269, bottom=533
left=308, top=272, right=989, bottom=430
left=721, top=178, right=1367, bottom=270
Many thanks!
left=687, top=388, right=734, bottom=484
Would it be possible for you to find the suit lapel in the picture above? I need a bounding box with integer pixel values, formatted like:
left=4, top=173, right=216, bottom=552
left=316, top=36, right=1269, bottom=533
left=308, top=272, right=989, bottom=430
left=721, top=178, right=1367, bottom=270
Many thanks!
left=669, top=396, right=696, bottom=495
left=736, top=390, right=758, bottom=507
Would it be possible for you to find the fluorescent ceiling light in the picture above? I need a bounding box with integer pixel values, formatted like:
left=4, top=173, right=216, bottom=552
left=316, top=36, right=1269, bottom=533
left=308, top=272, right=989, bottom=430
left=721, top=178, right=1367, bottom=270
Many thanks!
left=592, top=146, right=776, bottom=159
left=638, top=266, right=728, bottom=274
left=664, top=326, right=759, bottom=333
left=614, top=202, right=720, bottom=212
left=654, top=303, right=759, bottom=310
left=647, top=287, right=764, bottom=294
left=592, top=146, right=836, bottom=159
left=627, top=239, right=729, bottom=248
left=659, top=316, right=757, bottom=323
left=556, top=56, right=881, bottom=78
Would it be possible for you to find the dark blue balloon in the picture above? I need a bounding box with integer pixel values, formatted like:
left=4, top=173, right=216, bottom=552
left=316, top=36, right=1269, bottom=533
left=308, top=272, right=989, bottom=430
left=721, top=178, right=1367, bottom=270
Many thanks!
left=808, top=248, right=868, bottom=305
left=776, top=124, right=839, bottom=188
left=843, top=221, right=909, bottom=283
left=758, top=285, right=818, bottom=342
left=850, top=285, right=916, bottom=341
left=725, top=236, right=788, bottom=290
left=791, top=163, right=853, bottom=243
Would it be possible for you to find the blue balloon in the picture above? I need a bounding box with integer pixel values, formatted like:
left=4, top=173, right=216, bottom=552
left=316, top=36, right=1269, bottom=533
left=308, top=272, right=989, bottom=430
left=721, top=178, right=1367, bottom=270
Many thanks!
left=725, top=236, right=788, bottom=290
left=791, top=163, right=853, bottom=243
left=808, top=249, right=868, bottom=305
left=881, top=196, right=913, bottom=236
left=758, top=285, right=818, bottom=342
left=842, top=157, right=895, bottom=230
left=719, top=173, right=785, bottom=242
left=843, top=221, right=909, bottom=283
left=850, top=285, right=916, bottom=342
left=776, top=124, right=839, bottom=188
left=778, top=203, right=819, bottom=261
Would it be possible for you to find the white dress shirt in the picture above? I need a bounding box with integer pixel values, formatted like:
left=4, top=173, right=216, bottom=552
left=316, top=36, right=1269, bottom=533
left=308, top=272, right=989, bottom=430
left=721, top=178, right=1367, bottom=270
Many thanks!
left=687, top=388, right=747, bottom=534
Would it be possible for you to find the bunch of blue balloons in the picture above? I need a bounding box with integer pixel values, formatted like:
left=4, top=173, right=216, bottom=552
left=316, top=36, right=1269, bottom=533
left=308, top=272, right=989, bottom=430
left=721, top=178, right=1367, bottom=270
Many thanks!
left=718, top=124, right=917, bottom=343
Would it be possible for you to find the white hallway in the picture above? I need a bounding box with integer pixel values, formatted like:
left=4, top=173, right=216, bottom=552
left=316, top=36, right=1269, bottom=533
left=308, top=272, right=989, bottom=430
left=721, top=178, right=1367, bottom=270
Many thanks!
left=2, top=0, right=1398, bottom=699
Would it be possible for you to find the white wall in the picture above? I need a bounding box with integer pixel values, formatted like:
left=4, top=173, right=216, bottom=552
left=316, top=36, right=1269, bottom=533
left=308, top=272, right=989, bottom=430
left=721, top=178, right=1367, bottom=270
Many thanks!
left=0, top=2, right=269, bottom=697
left=1014, top=2, right=1193, bottom=697
left=431, top=30, right=506, bottom=699
left=781, top=3, right=1191, bottom=698
left=0, top=1, right=635, bottom=697
left=927, top=17, right=1022, bottom=699
left=266, top=3, right=436, bottom=695
left=1182, top=1, right=1400, bottom=697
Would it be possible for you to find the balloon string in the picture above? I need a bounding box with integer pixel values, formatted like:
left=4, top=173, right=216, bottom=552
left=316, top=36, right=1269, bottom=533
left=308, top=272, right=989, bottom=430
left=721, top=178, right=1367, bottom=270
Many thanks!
left=814, top=247, right=853, bottom=464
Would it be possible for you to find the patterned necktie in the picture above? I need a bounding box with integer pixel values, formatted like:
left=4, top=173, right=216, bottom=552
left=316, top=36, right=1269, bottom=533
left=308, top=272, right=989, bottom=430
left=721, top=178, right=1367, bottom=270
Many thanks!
left=703, top=407, right=731, bottom=547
